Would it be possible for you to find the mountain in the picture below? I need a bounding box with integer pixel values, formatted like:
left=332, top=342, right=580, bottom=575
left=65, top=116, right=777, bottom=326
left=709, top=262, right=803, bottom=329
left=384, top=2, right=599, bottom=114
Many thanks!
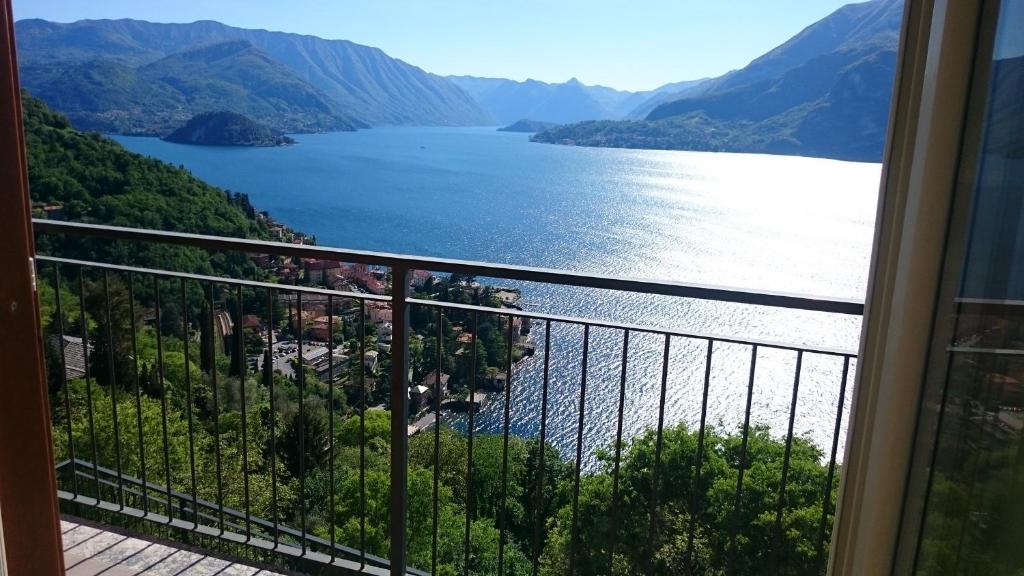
left=535, top=0, right=904, bottom=162
left=697, top=0, right=902, bottom=97
left=20, top=39, right=356, bottom=135
left=447, top=76, right=621, bottom=124
left=623, top=78, right=715, bottom=119
left=447, top=75, right=712, bottom=125
left=646, top=0, right=903, bottom=122
left=163, top=111, right=295, bottom=146
left=497, top=119, right=559, bottom=133
left=139, top=40, right=356, bottom=129
left=15, top=18, right=491, bottom=130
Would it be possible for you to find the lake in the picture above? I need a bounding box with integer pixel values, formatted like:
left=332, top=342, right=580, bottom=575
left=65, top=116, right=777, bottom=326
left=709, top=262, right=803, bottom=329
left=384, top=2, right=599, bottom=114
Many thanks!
left=114, top=127, right=881, bottom=466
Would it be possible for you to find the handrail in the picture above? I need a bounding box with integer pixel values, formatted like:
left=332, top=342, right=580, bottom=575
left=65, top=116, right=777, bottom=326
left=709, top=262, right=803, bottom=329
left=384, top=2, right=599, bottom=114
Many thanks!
left=35, top=255, right=390, bottom=302
left=409, top=297, right=858, bottom=356
left=32, top=219, right=865, bottom=315
left=29, top=252, right=857, bottom=356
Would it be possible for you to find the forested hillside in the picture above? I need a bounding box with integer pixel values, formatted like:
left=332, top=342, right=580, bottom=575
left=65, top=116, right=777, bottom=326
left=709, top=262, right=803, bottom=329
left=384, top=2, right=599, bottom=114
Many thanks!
left=24, top=91, right=267, bottom=278
left=163, top=111, right=296, bottom=147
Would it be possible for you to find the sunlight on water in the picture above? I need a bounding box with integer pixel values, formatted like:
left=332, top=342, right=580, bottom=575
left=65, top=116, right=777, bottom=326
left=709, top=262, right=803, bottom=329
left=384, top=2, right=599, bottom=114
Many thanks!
left=115, top=127, right=881, bottom=468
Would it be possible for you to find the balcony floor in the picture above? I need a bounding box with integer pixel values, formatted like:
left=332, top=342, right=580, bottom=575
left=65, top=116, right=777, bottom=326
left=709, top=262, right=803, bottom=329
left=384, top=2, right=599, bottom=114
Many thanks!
left=61, top=518, right=286, bottom=576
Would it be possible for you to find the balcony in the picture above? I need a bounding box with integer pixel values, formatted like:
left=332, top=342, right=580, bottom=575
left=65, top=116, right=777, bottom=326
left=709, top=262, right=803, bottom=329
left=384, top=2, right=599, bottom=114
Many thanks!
left=60, top=518, right=287, bottom=575
left=32, top=219, right=861, bottom=576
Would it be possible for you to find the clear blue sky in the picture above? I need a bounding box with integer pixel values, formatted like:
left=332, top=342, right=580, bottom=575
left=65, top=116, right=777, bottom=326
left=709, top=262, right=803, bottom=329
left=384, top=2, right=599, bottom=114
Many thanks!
left=14, top=0, right=858, bottom=92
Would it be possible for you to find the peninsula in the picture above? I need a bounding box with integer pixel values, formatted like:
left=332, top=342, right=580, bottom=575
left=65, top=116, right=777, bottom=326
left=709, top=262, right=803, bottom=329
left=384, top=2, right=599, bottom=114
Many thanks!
left=163, top=111, right=296, bottom=147
left=498, top=119, right=558, bottom=133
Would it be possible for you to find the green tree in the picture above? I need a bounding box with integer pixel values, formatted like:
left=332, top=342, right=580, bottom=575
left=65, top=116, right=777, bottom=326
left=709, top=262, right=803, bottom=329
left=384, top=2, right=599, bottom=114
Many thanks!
left=281, top=398, right=331, bottom=479
left=540, top=424, right=835, bottom=576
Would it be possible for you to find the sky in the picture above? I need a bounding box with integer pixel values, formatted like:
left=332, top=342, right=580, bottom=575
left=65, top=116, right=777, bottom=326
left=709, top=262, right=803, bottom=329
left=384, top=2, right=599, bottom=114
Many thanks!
left=14, top=0, right=859, bottom=92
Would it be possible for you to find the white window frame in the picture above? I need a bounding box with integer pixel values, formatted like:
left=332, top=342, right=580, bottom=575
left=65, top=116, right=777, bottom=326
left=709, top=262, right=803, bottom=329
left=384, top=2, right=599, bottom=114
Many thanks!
left=829, top=1, right=990, bottom=573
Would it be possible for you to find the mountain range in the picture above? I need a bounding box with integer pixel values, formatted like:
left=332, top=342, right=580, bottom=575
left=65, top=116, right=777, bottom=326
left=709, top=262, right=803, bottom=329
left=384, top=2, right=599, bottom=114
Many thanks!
left=16, top=0, right=903, bottom=160
left=446, top=75, right=709, bottom=125
left=15, top=18, right=491, bottom=133
left=533, top=0, right=904, bottom=161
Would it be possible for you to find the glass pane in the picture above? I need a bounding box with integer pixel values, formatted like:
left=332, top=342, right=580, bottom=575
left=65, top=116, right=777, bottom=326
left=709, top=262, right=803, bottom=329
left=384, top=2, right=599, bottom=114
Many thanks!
left=914, top=1, right=1024, bottom=574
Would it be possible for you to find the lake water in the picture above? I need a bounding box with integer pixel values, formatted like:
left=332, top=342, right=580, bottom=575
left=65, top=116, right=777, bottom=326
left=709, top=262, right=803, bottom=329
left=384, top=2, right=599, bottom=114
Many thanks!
left=114, top=127, right=880, bottom=466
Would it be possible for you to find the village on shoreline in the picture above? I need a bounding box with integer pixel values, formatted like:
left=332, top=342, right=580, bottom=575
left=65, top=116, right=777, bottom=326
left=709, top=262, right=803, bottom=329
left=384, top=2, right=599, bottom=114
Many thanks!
left=241, top=213, right=536, bottom=436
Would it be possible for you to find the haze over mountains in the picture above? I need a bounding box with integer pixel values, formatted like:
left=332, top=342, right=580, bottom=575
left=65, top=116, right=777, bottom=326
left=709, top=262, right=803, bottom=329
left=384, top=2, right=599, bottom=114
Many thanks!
left=16, top=0, right=903, bottom=160
left=446, top=75, right=709, bottom=125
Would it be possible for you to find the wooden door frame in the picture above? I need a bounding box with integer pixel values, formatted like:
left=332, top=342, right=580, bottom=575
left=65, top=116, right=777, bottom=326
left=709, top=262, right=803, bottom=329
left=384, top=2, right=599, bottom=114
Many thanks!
left=0, top=0, right=65, bottom=573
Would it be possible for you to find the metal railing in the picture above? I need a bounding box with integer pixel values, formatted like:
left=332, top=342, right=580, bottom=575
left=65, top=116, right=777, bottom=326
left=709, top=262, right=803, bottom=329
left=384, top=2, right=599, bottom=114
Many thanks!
left=34, top=218, right=862, bottom=576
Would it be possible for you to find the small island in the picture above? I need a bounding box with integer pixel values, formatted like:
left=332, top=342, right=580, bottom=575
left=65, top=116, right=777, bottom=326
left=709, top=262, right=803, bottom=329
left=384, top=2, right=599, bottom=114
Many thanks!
left=497, top=119, right=559, bottom=133
left=163, top=111, right=296, bottom=147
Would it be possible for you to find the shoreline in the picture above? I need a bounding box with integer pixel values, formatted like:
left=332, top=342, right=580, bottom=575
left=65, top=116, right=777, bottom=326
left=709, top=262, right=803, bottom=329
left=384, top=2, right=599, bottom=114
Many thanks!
left=247, top=207, right=538, bottom=429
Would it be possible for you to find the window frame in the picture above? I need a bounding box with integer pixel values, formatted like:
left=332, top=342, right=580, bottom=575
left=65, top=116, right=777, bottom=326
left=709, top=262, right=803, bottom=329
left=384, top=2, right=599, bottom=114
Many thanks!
left=829, top=0, right=990, bottom=573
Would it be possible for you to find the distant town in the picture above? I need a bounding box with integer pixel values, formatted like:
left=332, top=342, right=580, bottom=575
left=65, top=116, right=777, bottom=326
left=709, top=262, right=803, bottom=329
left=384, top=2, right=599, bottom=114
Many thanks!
left=246, top=214, right=533, bottom=435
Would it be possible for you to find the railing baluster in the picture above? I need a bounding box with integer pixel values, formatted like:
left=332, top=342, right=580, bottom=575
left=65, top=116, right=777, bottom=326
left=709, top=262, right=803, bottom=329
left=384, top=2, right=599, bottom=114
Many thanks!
left=328, top=294, right=336, bottom=562
left=729, top=344, right=758, bottom=574
left=154, top=276, right=171, bottom=523
left=497, top=314, right=514, bottom=576
left=568, top=324, right=590, bottom=576
left=127, top=272, right=147, bottom=514
left=772, top=350, right=803, bottom=571
left=235, top=285, right=251, bottom=541
left=609, top=329, right=629, bottom=571
left=297, top=291, right=306, bottom=554
left=266, top=288, right=279, bottom=547
left=208, top=282, right=225, bottom=535
left=181, top=278, right=199, bottom=525
left=390, top=266, right=410, bottom=576
left=54, top=264, right=78, bottom=497
left=79, top=268, right=100, bottom=498
left=103, top=271, right=125, bottom=510
left=463, top=310, right=479, bottom=576
left=52, top=264, right=75, bottom=494
left=432, top=307, right=443, bottom=575
left=360, top=298, right=367, bottom=568
left=817, top=356, right=850, bottom=571
left=688, top=336, right=712, bottom=569
left=532, top=319, right=552, bottom=576
left=649, top=334, right=672, bottom=574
